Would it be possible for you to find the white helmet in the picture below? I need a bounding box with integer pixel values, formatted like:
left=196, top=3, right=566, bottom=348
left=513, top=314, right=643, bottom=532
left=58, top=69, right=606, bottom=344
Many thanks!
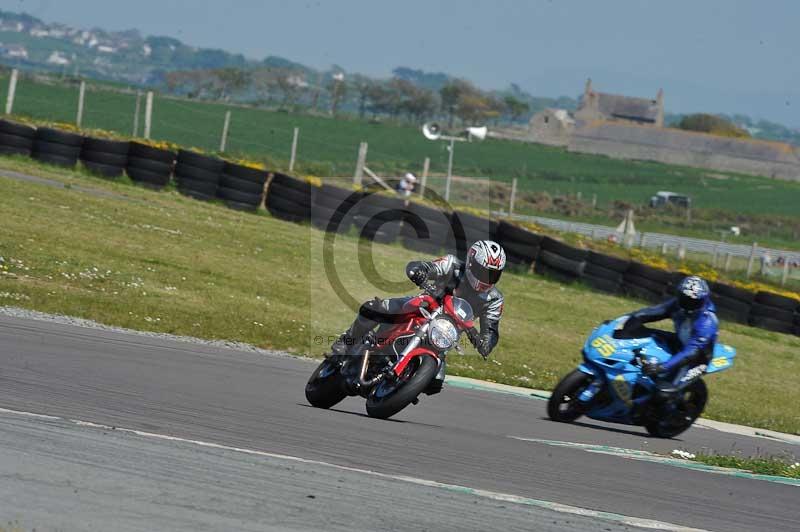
left=404, top=172, right=417, bottom=183
left=465, top=240, right=506, bottom=292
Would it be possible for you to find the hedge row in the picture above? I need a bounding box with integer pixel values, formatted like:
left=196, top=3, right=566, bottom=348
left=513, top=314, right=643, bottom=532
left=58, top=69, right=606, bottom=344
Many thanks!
left=264, top=177, right=800, bottom=338
left=4, top=119, right=797, bottom=337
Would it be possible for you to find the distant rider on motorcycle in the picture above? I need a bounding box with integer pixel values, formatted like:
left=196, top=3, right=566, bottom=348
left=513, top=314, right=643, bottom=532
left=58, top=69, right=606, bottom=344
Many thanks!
left=622, top=275, right=718, bottom=397
left=331, top=240, right=506, bottom=392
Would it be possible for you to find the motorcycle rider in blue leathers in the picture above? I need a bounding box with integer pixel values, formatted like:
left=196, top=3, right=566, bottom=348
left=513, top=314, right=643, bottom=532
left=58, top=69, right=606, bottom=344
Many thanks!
left=622, top=276, right=718, bottom=398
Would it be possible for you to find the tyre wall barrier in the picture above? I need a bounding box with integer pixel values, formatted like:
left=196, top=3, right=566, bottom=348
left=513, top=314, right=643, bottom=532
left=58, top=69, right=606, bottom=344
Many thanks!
left=32, top=127, right=83, bottom=168
left=449, top=211, right=498, bottom=258
left=266, top=173, right=312, bottom=223
left=709, top=281, right=753, bottom=324
left=622, top=261, right=673, bottom=303
left=534, top=236, right=587, bottom=282
left=350, top=192, right=405, bottom=244
left=400, top=201, right=454, bottom=256
left=747, top=291, right=799, bottom=334
left=0, top=119, right=35, bottom=157
left=218, top=161, right=269, bottom=211
left=126, top=141, right=175, bottom=188
left=495, top=220, right=541, bottom=269
left=174, top=149, right=224, bottom=201
left=80, top=137, right=129, bottom=178
left=583, top=251, right=629, bottom=294
left=310, top=184, right=361, bottom=233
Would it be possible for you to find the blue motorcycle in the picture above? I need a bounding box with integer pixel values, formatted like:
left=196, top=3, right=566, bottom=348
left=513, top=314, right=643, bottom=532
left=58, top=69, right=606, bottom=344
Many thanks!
left=547, top=316, right=736, bottom=438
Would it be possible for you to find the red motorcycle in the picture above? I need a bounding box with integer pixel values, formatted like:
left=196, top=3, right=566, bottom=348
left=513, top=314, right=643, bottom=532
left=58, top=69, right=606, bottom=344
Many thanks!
left=305, top=289, right=475, bottom=419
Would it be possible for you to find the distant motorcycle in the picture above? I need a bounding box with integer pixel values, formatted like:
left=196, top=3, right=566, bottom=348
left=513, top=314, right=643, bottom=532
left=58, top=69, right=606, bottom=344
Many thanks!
left=305, top=287, right=475, bottom=419
left=548, top=316, right=736, bottom=438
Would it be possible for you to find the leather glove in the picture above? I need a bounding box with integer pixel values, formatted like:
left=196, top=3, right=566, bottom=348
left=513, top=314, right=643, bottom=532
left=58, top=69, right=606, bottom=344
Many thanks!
left=407, top=266, right=428, bottom=287
left=642, top=361, right=663, bottom=378
left=466, top=327, right=488, bottom=359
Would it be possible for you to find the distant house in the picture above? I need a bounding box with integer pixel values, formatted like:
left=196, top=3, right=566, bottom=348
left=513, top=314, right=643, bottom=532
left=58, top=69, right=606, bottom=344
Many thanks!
left=46, top=50, right=70, bottom=65
left=142, top=43, right=152, bottom=57
left=2, top=44, right=28, bottom=59
left=29, top=27, right=49, bottom=38
left=527, top=108, right=576, bottom=146
left=97, top=44, right=116, bottom=54
left=574, top=78, right=664, bottom=127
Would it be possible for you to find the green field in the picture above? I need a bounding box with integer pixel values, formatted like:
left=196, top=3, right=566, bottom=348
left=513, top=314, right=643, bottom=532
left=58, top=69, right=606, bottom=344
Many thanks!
left=1, top=157, right=799, bottom=435
left=3, top=73, right=800, bottom=219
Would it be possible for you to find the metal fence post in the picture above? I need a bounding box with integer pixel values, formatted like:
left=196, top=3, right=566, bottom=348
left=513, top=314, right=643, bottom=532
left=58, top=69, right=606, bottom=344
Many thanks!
left=353, top=141, right=367, bottom=187
left=219, top=110, right=231, bottom=152
left=289, top=126, right=299, bottom=172
left=5, top=68, right=18, bottom=115
left=745, top=242, right=758, bottom=278
left=420, top=157, right=429, bottom=198
left=509, top=178, right=518, bottom=215
left=781, top=260, right=790, bottom=286
left=132, top=90, right=142, bottom=137
left=144, top=91, right=153, bottom=139
left=76, top=80, right=86, bottom=127
left=724, top=253, right=733, bottom=272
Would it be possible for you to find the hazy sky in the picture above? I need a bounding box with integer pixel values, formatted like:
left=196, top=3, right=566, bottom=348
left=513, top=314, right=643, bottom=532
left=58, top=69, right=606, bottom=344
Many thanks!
left=3, top=0, right=799, bottom=126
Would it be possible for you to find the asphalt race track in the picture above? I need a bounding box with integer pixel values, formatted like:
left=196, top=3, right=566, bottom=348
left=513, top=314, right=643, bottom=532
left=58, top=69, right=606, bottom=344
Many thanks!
left=0, top=314, right=797, bottom=531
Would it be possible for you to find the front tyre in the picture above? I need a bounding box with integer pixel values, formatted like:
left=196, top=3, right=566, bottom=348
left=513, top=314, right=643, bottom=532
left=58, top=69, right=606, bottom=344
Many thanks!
left=366, top=356, right=438, bottom=419
left=645, top=379, right=708, bottom=438
left=548, top=369, right=593, bottom=422
left=305, top=358, right=347, bottom=409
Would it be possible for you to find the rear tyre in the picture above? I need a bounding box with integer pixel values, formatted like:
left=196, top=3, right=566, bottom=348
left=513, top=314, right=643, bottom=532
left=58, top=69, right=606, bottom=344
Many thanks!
left=644, top=379, right=707, bottom=438
left=547, top=369, right=593, bottom=422
left=366, top=356, right=437, bottom=419
left=305, top=358, right=347, bottom=409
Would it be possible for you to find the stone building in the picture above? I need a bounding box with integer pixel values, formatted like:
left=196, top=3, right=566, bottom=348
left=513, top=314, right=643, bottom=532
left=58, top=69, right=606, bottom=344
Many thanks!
left=574, top=78, right=664, bottom=127
left=527, top=108, right=575, bottom=146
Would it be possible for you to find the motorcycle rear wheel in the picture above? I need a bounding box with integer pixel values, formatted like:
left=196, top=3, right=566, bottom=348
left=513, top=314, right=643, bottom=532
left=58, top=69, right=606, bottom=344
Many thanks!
left=365, top=356, right=437, bottom=419
left=644, top=379, right=708, bottom=438
left=547, top=369, right=592, bottom=422
left=305, top=358, right=348, bottom=409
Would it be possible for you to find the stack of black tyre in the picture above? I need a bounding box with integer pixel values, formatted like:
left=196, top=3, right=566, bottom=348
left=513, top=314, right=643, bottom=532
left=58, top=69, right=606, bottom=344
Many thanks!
left=495, top=221, right=540, bottom=269
left=709, top=282, right=753, bottom=324
left=32, top=127, right=83, bottom=167
left=311, top=184, right=360, bottom=232
left=400, top=202, right=452, bottom=255
left=174, top=149, right=224, bottom=201
left=80, top=137, right=129, bottom=177
left=266, top=173, right=312, bottom=223
left=217, top=162, right=268, bottom=211
left=450, top=211, right=497, bottom=257
left=622, top=262, right=672, bottom=302
left=0, top=119, right=35, bottom=156
left=351, top=192, right=405, bottom=244
left=583, top=251, right=629, bottom=294
left=126, top=142, right=175, bottom=189
left=747, top=291, right=798, bottom=334
left=534, top=236, right=587, bottom=282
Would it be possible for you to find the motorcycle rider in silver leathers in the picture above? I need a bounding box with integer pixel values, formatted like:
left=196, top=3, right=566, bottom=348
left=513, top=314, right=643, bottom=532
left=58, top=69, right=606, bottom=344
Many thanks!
left=331, top=240, right=506, bottom=393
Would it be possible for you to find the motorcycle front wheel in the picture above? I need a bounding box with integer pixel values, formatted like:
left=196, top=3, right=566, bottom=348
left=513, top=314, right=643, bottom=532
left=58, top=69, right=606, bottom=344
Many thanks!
left=365, top=355, right=437, bottom=419
left=547, top=369, right=592, bottom=422
left=644, top=379, right=708, bottom=438
left=305, top=357, right=348, bottom=409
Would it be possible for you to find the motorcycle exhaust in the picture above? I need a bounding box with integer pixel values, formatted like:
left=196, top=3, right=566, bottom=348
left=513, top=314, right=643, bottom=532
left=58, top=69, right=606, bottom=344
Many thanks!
left=358, top=350, right=385, bottom=388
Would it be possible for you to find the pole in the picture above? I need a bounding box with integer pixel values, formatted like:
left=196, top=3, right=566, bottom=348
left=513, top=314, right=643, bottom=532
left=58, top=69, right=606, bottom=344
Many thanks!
left=724, top=253, right=733, bottom=272
left=781, top=259, right=790, bottom=286
left=592, top=193, right=597, bottom=209
left=5, top=68, right=18, bottom=115
left=661, top=242, right=668, bottom=255
left=712, top=245, right=719, bottom=267
left=509, top=178, right=518, bottom=215
left=353, top=141, right=367, bottom=187
left=75, top=80, right=86, bottom=127
left=420, top=157, right=429, bottom=198
left=677, top=243, right=686, bottom=260
left=144, top=91, right=153, bottom=140
left=289, top=126, right=299, bottom=172
left=746, top=241, right=758, bottom=278
left=445, top=137, right=455, bottom=202
left=219, top=110, right=231, bottom=152
left=132, top=90, right=142, bottom=137
left=640, top=232, right=647, bottom=248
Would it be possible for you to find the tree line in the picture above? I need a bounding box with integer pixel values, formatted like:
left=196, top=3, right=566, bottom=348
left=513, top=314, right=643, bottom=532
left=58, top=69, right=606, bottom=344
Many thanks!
left=163, top=66, right=531, bottom=127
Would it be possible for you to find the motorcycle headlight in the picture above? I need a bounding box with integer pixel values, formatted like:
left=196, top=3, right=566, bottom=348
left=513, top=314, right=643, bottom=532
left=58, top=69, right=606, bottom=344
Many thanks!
left=429, top=318, right=458, bottom=350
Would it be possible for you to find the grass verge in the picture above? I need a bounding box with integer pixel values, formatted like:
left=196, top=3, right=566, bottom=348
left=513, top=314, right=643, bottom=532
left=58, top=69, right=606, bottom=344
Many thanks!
left=1, top=157, right=799, bottom=434
left=670, top=450, right=800, bottom=479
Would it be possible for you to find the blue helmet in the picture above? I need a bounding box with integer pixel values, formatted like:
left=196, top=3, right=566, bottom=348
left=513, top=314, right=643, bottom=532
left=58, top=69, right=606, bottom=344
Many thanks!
left=676, top=275, right=710, bottom=313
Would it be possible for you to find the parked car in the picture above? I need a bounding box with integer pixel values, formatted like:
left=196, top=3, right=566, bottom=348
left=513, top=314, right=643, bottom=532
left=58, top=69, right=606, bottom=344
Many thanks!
left=649, top=191, right=691, bottom=208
